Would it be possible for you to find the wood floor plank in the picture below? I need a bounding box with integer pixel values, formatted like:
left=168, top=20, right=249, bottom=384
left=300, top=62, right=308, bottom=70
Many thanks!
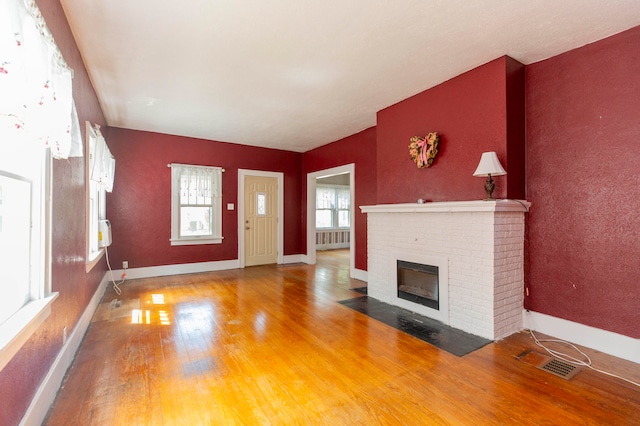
left=44, top=250, right=640, bottom=425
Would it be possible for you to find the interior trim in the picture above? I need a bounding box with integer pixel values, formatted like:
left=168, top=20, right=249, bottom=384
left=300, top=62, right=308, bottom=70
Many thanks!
left=20, top=276, right=108, bottom=426
left=523, top=310, right=640, bottom=364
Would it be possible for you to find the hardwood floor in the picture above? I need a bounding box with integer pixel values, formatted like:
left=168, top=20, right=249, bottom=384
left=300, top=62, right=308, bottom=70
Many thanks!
left=45, top=250, right=640, bottom=425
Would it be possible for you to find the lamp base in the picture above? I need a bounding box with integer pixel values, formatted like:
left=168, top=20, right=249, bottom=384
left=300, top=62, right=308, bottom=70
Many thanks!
left=483, top=175, right=495, bottom=200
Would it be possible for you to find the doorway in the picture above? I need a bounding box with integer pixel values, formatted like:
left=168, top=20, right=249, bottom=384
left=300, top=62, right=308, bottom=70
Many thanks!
left=238, top=169, right=284, bottom=268
left=306, top=164, right=355, bottom=278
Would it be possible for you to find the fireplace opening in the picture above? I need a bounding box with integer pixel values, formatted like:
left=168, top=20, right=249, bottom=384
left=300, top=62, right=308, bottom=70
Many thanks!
left=397, top=260, right=439, bottom=310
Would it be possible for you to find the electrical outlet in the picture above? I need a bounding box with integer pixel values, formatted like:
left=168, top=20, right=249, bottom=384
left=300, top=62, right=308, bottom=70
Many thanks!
left=122, top=261, right=129, bottom=269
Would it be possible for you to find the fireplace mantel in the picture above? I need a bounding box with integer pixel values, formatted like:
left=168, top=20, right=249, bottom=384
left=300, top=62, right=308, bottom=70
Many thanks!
left=360, top=199, right=530, bottom=214
left=361, top=199, right=530, bottom=340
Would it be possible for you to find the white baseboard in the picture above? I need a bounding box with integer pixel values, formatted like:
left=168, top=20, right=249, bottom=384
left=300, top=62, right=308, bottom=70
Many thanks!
left=282, top=254, right=304, bottom=264
left=352, top=268, right=368, bottom=283
left=113, top=259, right=240, bottom=280
left=523, top=310, right=640, bottom=365
left=20, top=275, right=109, bottom=426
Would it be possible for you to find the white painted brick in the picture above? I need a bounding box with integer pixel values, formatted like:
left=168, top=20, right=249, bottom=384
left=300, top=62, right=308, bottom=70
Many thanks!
left=366, top=205, right=525, bottom=340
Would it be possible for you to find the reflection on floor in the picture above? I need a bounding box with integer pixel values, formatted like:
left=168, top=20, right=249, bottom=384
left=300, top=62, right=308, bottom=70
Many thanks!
left=44, top=247, right=640, bottom=425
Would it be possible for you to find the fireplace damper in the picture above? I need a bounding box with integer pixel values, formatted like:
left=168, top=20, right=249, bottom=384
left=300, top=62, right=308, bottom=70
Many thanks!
left=397, top=260, right=439, bottom=310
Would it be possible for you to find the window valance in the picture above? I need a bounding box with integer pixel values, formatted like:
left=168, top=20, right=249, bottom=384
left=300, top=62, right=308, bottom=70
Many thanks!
left=0, top=0, right=82, bottom=159
left=89, top=124, right=115, bottom=192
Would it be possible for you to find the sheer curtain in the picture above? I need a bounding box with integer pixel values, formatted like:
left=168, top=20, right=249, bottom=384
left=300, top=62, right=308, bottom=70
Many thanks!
left=336, top=187, right=350, bottom=210
left=316, top=186, right=336, bottom=210
left=316, top=185, right=351, bottom=210
left=89, top=124, right=115, bottom=192
left=177, top=165, right=220, bottom=206
left=0, top=0, right=82, bottom=159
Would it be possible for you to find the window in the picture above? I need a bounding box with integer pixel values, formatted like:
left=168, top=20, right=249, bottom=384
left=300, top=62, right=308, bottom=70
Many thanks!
left=0, top=142, right=57, bottom=372
left=0, top=0, right=75, bottom=372
left=86, top=123, right=114, bottom=270
left=170, top=164, right=223, bottom=245
left=256, top=193, right=267, bottom=216
left=0, top=170, right=35, bottom=326
left=315, top=185, right=350, bottom=229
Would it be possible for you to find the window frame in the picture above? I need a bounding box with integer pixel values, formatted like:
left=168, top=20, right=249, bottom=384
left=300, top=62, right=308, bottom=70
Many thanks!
left=170, top=163, right=223, bottom=246
left=0, top=146, right=58, bottom=373
left=85, top=122, right=106, bottom=271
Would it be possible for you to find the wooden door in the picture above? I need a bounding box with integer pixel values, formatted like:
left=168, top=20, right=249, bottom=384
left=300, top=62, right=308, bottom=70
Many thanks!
left=244, top=176, right=278, bottom=266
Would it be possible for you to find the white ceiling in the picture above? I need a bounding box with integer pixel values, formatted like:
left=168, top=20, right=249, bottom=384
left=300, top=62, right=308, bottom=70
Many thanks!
left=60, top=0, right=640, bottom=153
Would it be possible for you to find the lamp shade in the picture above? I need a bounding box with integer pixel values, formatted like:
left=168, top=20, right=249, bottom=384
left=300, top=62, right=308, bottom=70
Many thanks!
left=473, top=152, right=506, bottom=177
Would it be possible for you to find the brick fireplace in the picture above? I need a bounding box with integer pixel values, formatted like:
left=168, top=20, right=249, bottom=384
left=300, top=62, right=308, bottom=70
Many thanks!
left=361, top=200, right=529, bottom=340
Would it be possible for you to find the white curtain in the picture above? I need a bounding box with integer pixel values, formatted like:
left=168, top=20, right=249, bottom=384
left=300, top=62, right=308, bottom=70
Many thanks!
left=316, top=186, right=335, bottom=209
left=89, top=124, right=115, bottom=192
left=316, top=185, right=350, bottom=209
left=336, top=187, right=350, bottom=210
left=172, top=164, right=222, bottom=205
left=0, top=0, right=82, bottom=159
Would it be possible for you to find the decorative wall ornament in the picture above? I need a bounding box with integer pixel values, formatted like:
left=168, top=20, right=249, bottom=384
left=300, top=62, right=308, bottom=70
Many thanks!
left=409, top=132, right=440, bottom=168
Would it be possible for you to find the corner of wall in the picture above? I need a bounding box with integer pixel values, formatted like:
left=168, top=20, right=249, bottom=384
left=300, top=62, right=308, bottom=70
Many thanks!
left=505, top=56, right=526, bottom=200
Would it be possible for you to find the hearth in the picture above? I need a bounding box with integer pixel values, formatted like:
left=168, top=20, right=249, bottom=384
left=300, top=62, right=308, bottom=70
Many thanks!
left=397, top=260, right=439, bottom=310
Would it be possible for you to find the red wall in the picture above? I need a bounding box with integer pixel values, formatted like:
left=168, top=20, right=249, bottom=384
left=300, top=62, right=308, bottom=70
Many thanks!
left=0, top=1, right=108, bottom=425
left=376, top=56, right=525, bottom=203
left=4, top=5, right=637, bottom=422
left=525, top=26, right=640, bottom=338
left=302, top=127, right=377, bottom=271
left=106, top=128, right=303, bottom=269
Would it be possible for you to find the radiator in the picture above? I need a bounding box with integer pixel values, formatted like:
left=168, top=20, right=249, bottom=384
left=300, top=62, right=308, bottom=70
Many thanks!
left=316, top=230, right=350, bottom=250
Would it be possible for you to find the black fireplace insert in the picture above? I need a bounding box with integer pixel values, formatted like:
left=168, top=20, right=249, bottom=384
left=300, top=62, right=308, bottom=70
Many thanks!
left=397, top=260, right=439, bottom=310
